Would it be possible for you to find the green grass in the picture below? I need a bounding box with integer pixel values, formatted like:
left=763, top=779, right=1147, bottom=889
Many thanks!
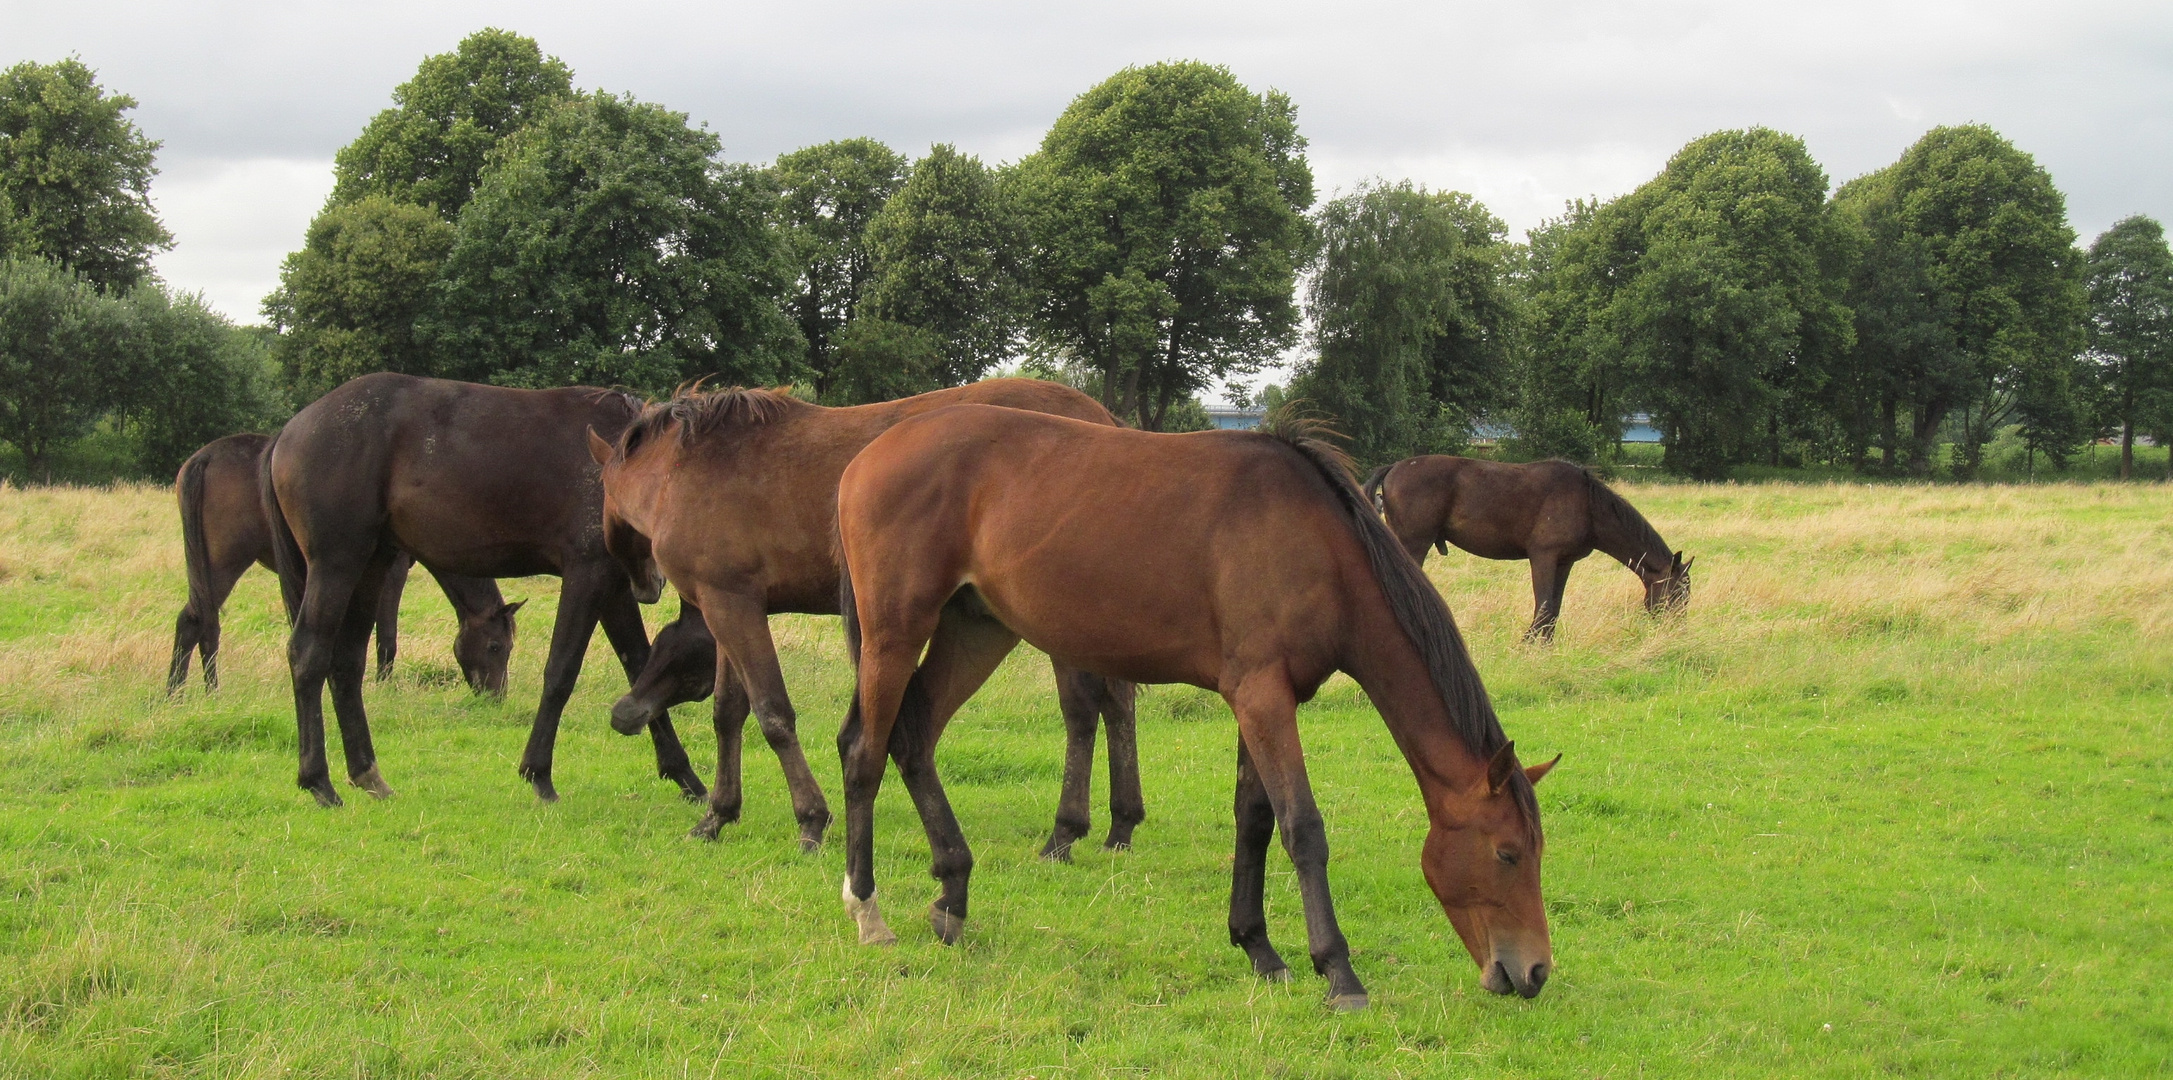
left=2, top=481, right=2169, bottom=1077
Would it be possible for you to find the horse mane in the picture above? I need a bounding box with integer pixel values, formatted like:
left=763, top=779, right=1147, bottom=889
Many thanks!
left=614, top=385, right=798, bottom=462
left=1260, top=412, right=1541, bottom=843
left=1573, top=463, right=1668, bottom=566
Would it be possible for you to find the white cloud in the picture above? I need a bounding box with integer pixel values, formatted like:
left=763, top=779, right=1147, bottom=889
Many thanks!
left=148, top=157, right=334, bottom=321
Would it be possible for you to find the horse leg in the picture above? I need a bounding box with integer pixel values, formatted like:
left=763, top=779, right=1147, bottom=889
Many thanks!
left=1228, top=669, right=1367, bottom=1010
left=328, top=548, right=397, bottom=798
left=690, top=662, right=752, bottom=840
left=1228, top=737, right=1291, bottom=980
left=287, top=554, right=368, bottom=807
left=892, top=607, right=1017, bottom=944
left=171, top=557, right=246, bottom=694
left=1525, top=556, right=1562, bottom=643
left=1547, top=558, right=1574, bottom=636
left=1100, top=676, right=1144, bottom=851
left=700, top=593, right=828, bottom=850
left=373, top=552, right=413, bottom=681
left=598, top=587, right=703, bottom=801
left=1042, top=661, right=1101, bottom=861
left=516, top=569, right=606, bottom=802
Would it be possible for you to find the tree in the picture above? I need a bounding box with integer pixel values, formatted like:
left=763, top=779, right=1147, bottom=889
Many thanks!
left=1833, top=126, right=2085, bottom=477
left=1293, top=181, right=1516, bottom=465
left=330, top=29, right=573, bottom=217
left=425, top=92, right=796, bottom=392
left=0, top=59, right=170, bottom=291
left=118, top=288, right=280, bottom=475
left=1016, top=62, right=1314, bottom=430
left=855, top=144, right=1026, bottom=396
left=772, top=139, right=909, bottom=399
left=262, top=195, right=454, bottom=401
left=0, top=257, right=128, bottom=477
left=2083, top=215, right=2173, bottom=480
left=1608, top=129, right=1852, bottom=478
left=1508, top=200, right=1632, bottom=462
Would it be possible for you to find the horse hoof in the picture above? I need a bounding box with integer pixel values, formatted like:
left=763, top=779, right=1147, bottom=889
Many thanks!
left=671, top=776, right=708, bottom=803
left=843, top=878, right=896, bottom=946
left=1260, top=965, right=1292, bottom=983
left=688, top=814, right=723, bottom=841
left=797, top=835, right=822, bottom=855
left=1103, top=838, right=1133, bottom=853
left=530, top=778, right=560, bottom=803
left=797, top=816, right=827, bottom=852
left=352, top=766, right=395, bottom=800
left=1327, top=993, right=1369, bottom=1013
left=929, top=905, right=965, bottom=945
left=1039, top=840, right=1075, bottom=863
left=306, top=784, right=343, bottom=809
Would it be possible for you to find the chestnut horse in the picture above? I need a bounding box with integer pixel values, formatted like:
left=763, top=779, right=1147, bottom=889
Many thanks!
left=590, top=380, right=1140, bottom=856
left=835, top=406, right=1558, bottom=1010
left=168, top=433, right=519, bottom=695
left=1363, top=456, right=1691, bottom=641
left=263, top=373, right=703, bottom=807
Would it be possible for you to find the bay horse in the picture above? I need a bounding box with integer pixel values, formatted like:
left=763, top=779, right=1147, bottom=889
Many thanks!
left=590, top=380, right=1141, bottom=857
left=1363, top=456, right=1691, bottom=641
left=834, top=406, right=1558, bottom=1010
left=167, top=432, right=520, bottom=695
left=263, top=373, right=703, bottom=807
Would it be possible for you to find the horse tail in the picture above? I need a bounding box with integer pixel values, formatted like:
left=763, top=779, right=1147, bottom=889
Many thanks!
left=1361, top=461, right=1397, bottom=517
left=259, top=431, right=306, bottom=626
left=170, top=450, right=217, bottom=691
left=1264, top=418, right=1539, bottom=842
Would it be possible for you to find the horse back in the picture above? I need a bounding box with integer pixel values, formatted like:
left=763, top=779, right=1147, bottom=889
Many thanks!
left=180, top=433, right=276, bottom=576
left=1391, top=456, right=1592, bottom=561
left=840, top=405, right=1363, bottom=689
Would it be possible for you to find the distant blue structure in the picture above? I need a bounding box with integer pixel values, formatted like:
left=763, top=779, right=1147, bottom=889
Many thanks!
left=1207, top=408, right=1264, bottom=430
left=1622, top=414, right=1662, bottom=443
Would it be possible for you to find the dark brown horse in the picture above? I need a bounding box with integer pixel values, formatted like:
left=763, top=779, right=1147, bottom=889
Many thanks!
left=167, top=433, right=520, bottom=695
left=263, top=373, right=702, bottom=807
left=835, top=406, right=1558, bottom=1010
left=1363, top=456, right=1691, bottom=641
left=591, top=380, right=1141, bottom=857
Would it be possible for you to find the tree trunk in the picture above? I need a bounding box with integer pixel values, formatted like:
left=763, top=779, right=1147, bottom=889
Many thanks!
left=2121, top=388, right=2135, bottom=481
left=1879, top=395, right=1898, bottom=473
left=1909, top=403, right=1943, bottom=479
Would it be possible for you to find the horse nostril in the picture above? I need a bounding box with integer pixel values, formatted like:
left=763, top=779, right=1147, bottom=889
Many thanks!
left=1524, top=962, right=1550, bottom=997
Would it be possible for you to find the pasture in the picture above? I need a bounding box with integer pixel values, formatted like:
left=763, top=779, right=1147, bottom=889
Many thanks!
left=1, top=480, right=2168, bottom=1078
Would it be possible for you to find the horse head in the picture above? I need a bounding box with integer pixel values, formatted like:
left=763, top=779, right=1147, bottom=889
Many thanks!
left=453, top=599, right=522, bottom=698
left=609, top=604, right=717, bottom=735
left=1635, top=550, right=1693, bottom=614
left=1421, top=742, right=1559, bottom=998
left=589, top=426, right=667, bottom=605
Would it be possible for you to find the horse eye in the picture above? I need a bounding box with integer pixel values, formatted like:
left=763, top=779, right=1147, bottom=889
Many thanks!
left=1497, top=849, right=1519, bottom=866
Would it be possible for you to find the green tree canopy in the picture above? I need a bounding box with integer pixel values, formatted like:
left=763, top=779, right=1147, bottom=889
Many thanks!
left=425, top=91, right=796, bottom=392
left=851, top=144, right=1026, bottom=397
left=0, top=59, right=170, bottom=291
left=772, top=138, right=909, bottom=399
left=1016, top=62, right=1314, bottom=429
left=1833, top=125, right=2085, bottom=476
left=0, top=257, right=125, bottom=477
left=117, top=288, right=279, bottom=475
left=330, top=29, right=573, bottom=217
left=2084, top=215, right=2173, bottom=479
left=262, top=195, right=454, bottom=401
left=1507, top=199, right=1631, bottom=462
left=1294, top=181, right=1516, bottom=465
left=1588, top=128, right=1853, bottom=478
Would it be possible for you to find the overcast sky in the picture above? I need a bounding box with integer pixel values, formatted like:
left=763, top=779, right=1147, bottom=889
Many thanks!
left=11, top=0, right=2171, bottom=343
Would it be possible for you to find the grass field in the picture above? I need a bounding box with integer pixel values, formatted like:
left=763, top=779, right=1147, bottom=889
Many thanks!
left=1, top=479, right=2169, bottom=1078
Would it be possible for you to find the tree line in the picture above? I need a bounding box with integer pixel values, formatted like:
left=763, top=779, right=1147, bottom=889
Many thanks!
left=5, top=30, right=2170, bottom=482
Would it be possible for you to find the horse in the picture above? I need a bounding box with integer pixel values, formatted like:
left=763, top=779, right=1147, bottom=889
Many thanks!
left=834, top=405, right=1558, bottom=1010
left=590, top=379, right=1141, bottom=857
left=1362, top=456, right=1691, bottom=641
left=167, top=432, right=520, bottom=695
left=262, top=373, right=703, bottom=807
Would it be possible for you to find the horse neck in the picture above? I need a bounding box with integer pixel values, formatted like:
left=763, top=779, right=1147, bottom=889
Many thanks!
left=1588, top=499, right=1668, bottom=580
left=1343, top=611, right=1494, bottom=803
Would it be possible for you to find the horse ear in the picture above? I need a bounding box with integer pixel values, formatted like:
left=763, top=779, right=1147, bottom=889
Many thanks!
left=1486, top=741, right=1519, bottom=794
left=500, top=599, right=526, bottom=619
left=1524, top=753, right=1561, bottom=786
left=1682, top=554, right=1695, bottom=571
left=587, top=426, right=614, bottom=466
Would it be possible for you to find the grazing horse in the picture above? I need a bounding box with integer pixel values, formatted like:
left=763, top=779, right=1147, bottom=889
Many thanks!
left=591, top=380, right=1141, bottom=857
left=263, top=373, right=702, bottom=807
left=1363, top=456, right=1691, bottom=641
left=834, top=406, right=1558, bottom=1010
left=166, top=432, right=519, bottom=695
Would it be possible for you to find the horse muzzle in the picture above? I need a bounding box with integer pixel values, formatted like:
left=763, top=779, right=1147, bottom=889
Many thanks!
left=609, top=693, right=658, bottom=735
left=1482, top=955, right=1551, bottom=999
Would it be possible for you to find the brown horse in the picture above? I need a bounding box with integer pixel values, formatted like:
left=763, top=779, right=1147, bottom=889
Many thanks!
left=590, top=380, right=1141, bottom=856
left=263, top=373, right=702, bottom=807
left=167, top=433, right=520, bottom=695
left=1363, top=456, right=1691, bottom=641
left=834, top=406, right=1558, bottom=1010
